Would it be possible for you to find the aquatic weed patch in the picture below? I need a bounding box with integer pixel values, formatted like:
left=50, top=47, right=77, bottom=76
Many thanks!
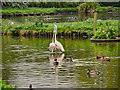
left=93, top=20, right=119, bottom=39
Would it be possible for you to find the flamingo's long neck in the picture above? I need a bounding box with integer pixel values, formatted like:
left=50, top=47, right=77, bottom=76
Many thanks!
left=54, top=30, right=57, bottom=42
left=52, top=32, right=54, bottom=43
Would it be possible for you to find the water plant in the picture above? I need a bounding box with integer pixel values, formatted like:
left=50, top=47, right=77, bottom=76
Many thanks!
left=93, top=24, right=118, bottom=39
left=0, top=80, right=16, bottom=89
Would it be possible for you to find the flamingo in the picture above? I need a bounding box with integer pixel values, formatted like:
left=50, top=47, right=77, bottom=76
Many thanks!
left=49, top=30, right=55, bottom=53
left=54, top=25, right=65, bottom=52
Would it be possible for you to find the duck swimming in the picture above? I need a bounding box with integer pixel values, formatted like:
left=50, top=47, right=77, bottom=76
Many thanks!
left=101, top=56, right=110, bottom=61
left=96, top=54, right=102, bottom=59
left=62, top=56, right=73, bottom=62
left=28, top=84, right=34, bottom=90
left=87, top=69, right=100, bottom=77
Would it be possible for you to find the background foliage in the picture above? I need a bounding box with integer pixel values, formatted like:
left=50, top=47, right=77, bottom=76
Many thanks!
left=2, top=2, right=120, bottom=8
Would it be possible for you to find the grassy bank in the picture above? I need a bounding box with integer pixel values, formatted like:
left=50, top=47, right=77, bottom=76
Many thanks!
left=2, top=7, right=77, bottom=16
left=2, top=7, right=120, bottom=16
left=2, top=18, right=118, bottom=38
left=96, top=7, right=120, bottom=12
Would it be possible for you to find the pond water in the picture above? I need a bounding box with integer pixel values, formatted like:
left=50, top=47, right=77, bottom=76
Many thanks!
left=2, top=36, right=119, bottom=88
left=3, top=12, right=120, bottom=24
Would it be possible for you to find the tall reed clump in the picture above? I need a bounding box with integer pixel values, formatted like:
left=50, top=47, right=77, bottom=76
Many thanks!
left=77, top=2, right=100, bottom=13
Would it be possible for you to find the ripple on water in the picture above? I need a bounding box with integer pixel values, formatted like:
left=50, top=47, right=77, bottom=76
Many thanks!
left=2, top=36, right=119, bottom=88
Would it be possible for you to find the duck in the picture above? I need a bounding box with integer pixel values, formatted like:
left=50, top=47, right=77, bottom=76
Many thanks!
left=53, top=59, right=59, bottom=66
left=96, top=54, right=102, bottom=59
left=28, top=84, right=34, bottom=90
left=87, top=69, right=100, bottom=77
left=62, top=56, right=73, bottom=62
left=101, top=56, right=110, bottom=61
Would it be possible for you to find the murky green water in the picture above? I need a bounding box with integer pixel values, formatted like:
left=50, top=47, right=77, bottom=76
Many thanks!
left=2, top=36, right=119, bottom=88
left=3, top=12, right=120, bottom=24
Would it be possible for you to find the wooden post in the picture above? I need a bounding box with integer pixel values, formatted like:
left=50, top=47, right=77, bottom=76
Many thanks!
left=93, top=12, right=97, bottom=34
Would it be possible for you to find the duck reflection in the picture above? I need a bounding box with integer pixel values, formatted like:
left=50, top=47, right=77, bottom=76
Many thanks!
left=101, top=60, right=110, bottom=64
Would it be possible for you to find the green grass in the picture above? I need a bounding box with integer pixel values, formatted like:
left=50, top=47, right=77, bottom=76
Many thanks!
left=2, top=7, right=120, bottom=16
left=2, top=7, right=77, bottom=15
left=96, top=7, right=120, bottom=12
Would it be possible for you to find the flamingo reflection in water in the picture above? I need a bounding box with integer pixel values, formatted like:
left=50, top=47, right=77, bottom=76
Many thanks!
left=49, top=53, right=65, bottom=88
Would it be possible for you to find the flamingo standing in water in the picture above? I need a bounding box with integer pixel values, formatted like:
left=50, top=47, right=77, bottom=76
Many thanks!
left=49, top=25, right=65, bottom=53
left=54, top=25, right=65, bottom=52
